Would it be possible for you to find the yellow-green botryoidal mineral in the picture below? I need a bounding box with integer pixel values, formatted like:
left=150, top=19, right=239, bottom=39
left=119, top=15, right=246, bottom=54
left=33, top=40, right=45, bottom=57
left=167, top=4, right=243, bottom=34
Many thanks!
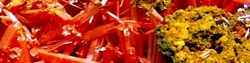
left=135, top=0, right=172, bottom=10
left=157, top=6, right=250, bottom=63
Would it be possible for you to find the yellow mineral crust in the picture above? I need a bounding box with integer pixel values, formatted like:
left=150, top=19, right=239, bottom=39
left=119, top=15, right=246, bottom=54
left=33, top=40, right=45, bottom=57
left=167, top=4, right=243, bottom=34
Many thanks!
left=157, top=6, right=250, bottom=63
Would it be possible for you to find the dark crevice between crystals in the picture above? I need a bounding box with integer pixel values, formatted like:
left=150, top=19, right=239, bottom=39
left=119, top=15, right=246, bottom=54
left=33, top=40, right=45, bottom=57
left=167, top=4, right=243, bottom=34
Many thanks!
left=216, top=46, right=223, bottom=54
left=234, top=38, right=243, bottom=44
left=211, top=34, right=223, bottom=41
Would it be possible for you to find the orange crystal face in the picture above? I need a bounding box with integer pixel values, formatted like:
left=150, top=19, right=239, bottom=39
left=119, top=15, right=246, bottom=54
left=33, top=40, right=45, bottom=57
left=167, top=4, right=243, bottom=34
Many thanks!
left=0, top=0, right=248, bottom=63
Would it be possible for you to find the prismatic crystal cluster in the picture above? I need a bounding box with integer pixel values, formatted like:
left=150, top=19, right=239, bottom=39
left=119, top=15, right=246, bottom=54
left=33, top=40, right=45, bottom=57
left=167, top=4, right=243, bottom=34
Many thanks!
left=0, top=0, right=172, bottom=63
left=0, top=0, right=250, bottom=63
